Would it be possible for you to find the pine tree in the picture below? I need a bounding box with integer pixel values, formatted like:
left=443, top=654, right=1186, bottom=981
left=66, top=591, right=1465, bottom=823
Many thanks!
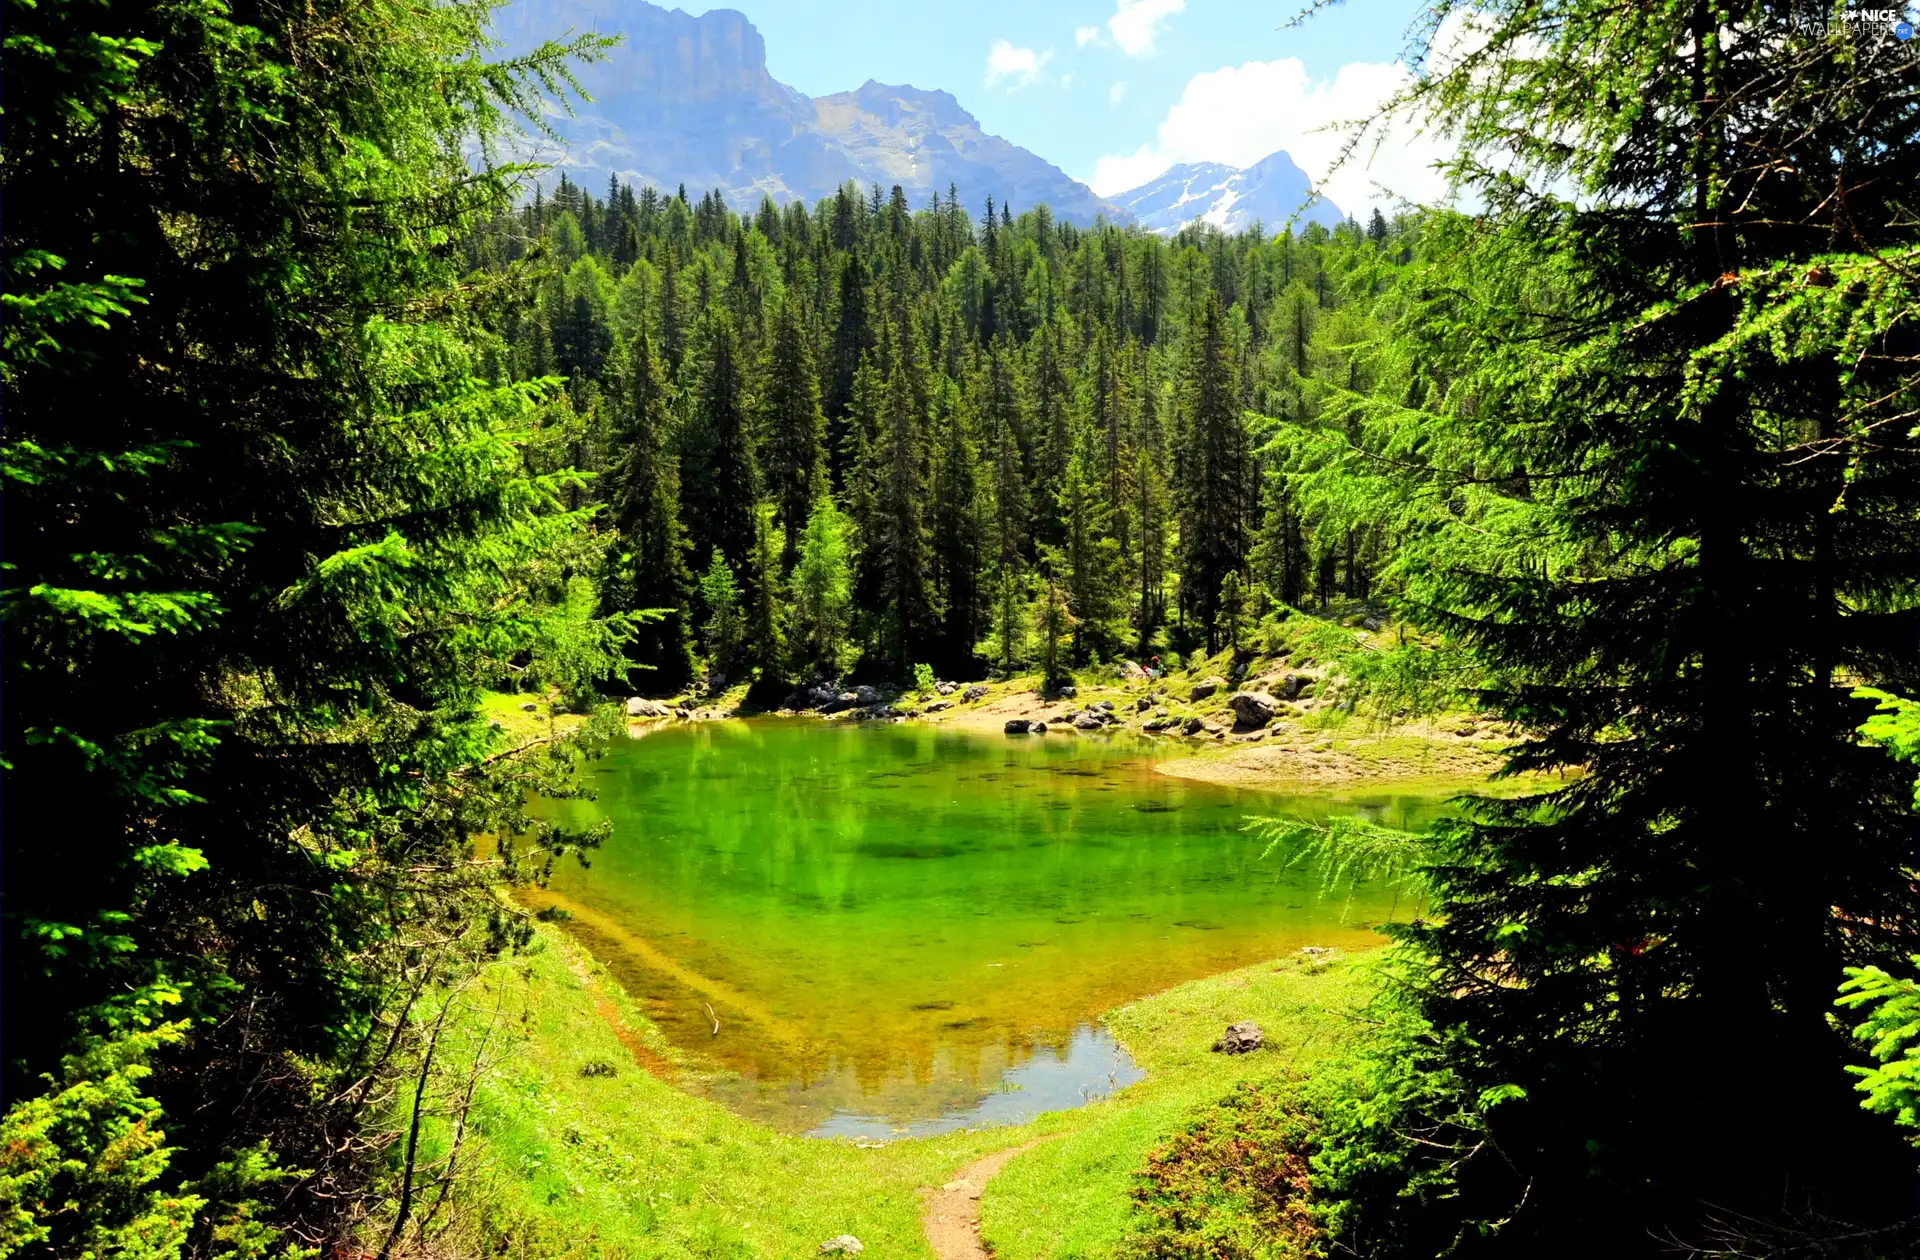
left=1305, top=4, right=1920, bottom=1253
left=928, top=376, right=983, bottom=672
left=826, top=252, right=873, bottom=481
left=680, top=308, right=760, bottom=582
left=0, top=0, right=618, bottom=1248
left=1052, top=445, right=1122, bottom=662
left=762, top=289, right=826, bottom=572
left=869, top=323, right=933, bottom=673
left=607, top=329, right=697, bottom=690
left=1029, top=575, right=1074, bottom=688
left=697, top=552, right=744, bottom=681
left=788, top=490, right=855, bottom=679
left=1026, top=314, right=1074, bottom=548
left=1174, top=293, right=1249, bottom=651
left=1134, top=358, right=1172, bottom=653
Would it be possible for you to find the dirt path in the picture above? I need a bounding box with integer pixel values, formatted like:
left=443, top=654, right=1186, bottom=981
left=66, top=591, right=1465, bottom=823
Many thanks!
left=921, top=1142, right=1042, bottom=1260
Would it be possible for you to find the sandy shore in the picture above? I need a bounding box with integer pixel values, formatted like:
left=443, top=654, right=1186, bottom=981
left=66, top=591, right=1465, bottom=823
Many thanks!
left=915, top=681, right=1514, bottom=791
left=1152, top=726, right=1507, bottom=790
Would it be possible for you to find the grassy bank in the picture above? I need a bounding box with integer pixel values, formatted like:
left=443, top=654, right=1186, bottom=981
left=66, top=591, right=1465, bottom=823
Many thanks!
left=432, top=926, right=1379, bottom=1258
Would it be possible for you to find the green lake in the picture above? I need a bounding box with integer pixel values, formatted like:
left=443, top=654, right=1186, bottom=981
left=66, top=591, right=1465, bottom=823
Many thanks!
left=526, top=718, right=1455, bottom=1137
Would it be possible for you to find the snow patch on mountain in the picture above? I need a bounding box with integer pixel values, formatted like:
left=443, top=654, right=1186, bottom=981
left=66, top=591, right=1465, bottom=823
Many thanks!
left=1109, top=152, right=1345, bottom=235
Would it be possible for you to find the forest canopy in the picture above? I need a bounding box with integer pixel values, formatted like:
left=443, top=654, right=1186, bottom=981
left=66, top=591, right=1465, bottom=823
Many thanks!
left=2, top=0, right=1916, bottom=1256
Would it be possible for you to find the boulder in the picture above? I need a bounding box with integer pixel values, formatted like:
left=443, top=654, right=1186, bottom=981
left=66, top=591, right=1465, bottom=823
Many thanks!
left=925, top=700, right=952, bottom=713
left=1143, top=717, right=1173, bottom=732
left=1190, top=676, right=1227, bottom=702
left=936, top=680, right=957, bottom=696
left=1030, top=721, right=1048, bottom=734
left=820, top=691, right=857, bottom=714
left=1280, top=674, right=1315, bottom=700
left=1135, top=696, right=1154, bottom=712
left=1155, top=706, right=1168, bottom=718
left=1096, top=699, right=1115, bottom=712
left=625, top=696, right=672, bottom=718
left=1004, top=719, right=1032, bottom=734
left=819, top=1237, right=865, bottom=1256
left=1212, top=1021, right=1265, bottom=1055
left=806, top=685, right=838, bottom=709
left=1362, top=616, right=1383, bottom=631
left=1181, top=716, right=1207, bottom=735
left=1227, top=691, right=1279, bottom=727
left=962, top=684, right=989, bottom=702
left=854, top=684, right=880, bottom=706
left=1073, top=712, right=1105, bottom=731
left=520, top=701, right=538, bottom=712
left=1056, top=684, right=1077, bottom=699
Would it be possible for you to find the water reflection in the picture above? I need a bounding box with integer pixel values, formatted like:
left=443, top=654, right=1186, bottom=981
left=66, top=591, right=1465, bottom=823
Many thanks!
left=807, top=1025, right=1146, bottom=1140
left=527, top=718, right=1458, bottom=1134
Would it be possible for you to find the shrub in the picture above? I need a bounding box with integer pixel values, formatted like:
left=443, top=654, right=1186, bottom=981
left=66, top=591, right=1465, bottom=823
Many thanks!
left=913, top=662, right=936, bottom=695
left=1125, top=1081, right=1324, bottom=1259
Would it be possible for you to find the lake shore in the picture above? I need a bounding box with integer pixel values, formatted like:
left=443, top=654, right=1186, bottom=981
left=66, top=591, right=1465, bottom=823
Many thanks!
left=445, top=921, right=1382, bottom=1260
left=911, top=674, right=1512, bottom=792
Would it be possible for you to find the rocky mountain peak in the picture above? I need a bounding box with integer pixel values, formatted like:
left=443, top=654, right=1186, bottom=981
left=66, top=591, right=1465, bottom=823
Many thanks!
left=493, top=0, right=1121, bottom=223
left=1108, top=152, right=1344, bottom=236
left=839, top=80, right=977, bottom=130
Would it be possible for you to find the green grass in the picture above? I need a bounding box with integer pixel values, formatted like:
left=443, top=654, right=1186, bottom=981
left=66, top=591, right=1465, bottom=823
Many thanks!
left=433, top=927, right=1378, bottom=1259
left=983, top=955, right=1373, bottom=1260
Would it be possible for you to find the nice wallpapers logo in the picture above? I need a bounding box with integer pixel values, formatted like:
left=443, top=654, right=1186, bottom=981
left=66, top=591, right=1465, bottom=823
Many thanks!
left=1843, top=7, right=1915, bottom=38
left=1827, top=6, right=1904, bottom=38
left=1785, top=4, right=1917, bottom=39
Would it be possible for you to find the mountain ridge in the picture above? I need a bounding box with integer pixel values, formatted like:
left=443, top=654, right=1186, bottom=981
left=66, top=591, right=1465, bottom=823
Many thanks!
left=493, top=0, right=1125, bottom=224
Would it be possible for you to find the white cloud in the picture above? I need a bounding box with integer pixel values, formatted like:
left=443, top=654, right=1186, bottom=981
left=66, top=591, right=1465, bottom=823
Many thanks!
left=1075, top=24, right=1102, bottom=47
left=985, top=40, right=1054, bottom=89
left=1108, top=81, right=1127, bottom=105
left=1088, top=53, right=1457, bottom=213
left=1107, top=0, right=1185, bottom=56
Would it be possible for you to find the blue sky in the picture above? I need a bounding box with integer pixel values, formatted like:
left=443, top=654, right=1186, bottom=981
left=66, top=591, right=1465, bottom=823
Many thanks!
left=724, top=0, right=1442, bottom=210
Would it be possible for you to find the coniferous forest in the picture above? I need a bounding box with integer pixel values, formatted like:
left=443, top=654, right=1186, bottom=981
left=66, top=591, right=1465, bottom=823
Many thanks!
left=4, top=0, right=1918, bottom=1258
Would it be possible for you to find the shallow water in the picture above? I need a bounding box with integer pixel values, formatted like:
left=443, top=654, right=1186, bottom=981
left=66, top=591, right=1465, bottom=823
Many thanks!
left=525, top=718, right=1456, bottom=1136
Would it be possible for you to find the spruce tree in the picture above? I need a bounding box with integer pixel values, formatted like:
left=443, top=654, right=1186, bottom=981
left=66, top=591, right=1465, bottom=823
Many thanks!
left=929, top=376, right=984, bottom=672
left=1052, top=445, right=1122, bottom=662
left=1174, top=292, right=1250, bottom=652
left=680, top=308, right=760, bottom=585
left=870, top=324, right=933, bottom=673
left=762, top=289, right=826, bottom=572
left=1308, top=3, right=1920, bottom=1253
left=607, top=329, right=697, bottom=690
left=0, top=0, right=617, bottom=1248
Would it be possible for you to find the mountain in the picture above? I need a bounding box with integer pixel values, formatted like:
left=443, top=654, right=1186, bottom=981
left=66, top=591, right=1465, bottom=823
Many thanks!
left=1108, top=152, right=1346, bottom=235
left=490, top=0, right=1124, bottom=224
